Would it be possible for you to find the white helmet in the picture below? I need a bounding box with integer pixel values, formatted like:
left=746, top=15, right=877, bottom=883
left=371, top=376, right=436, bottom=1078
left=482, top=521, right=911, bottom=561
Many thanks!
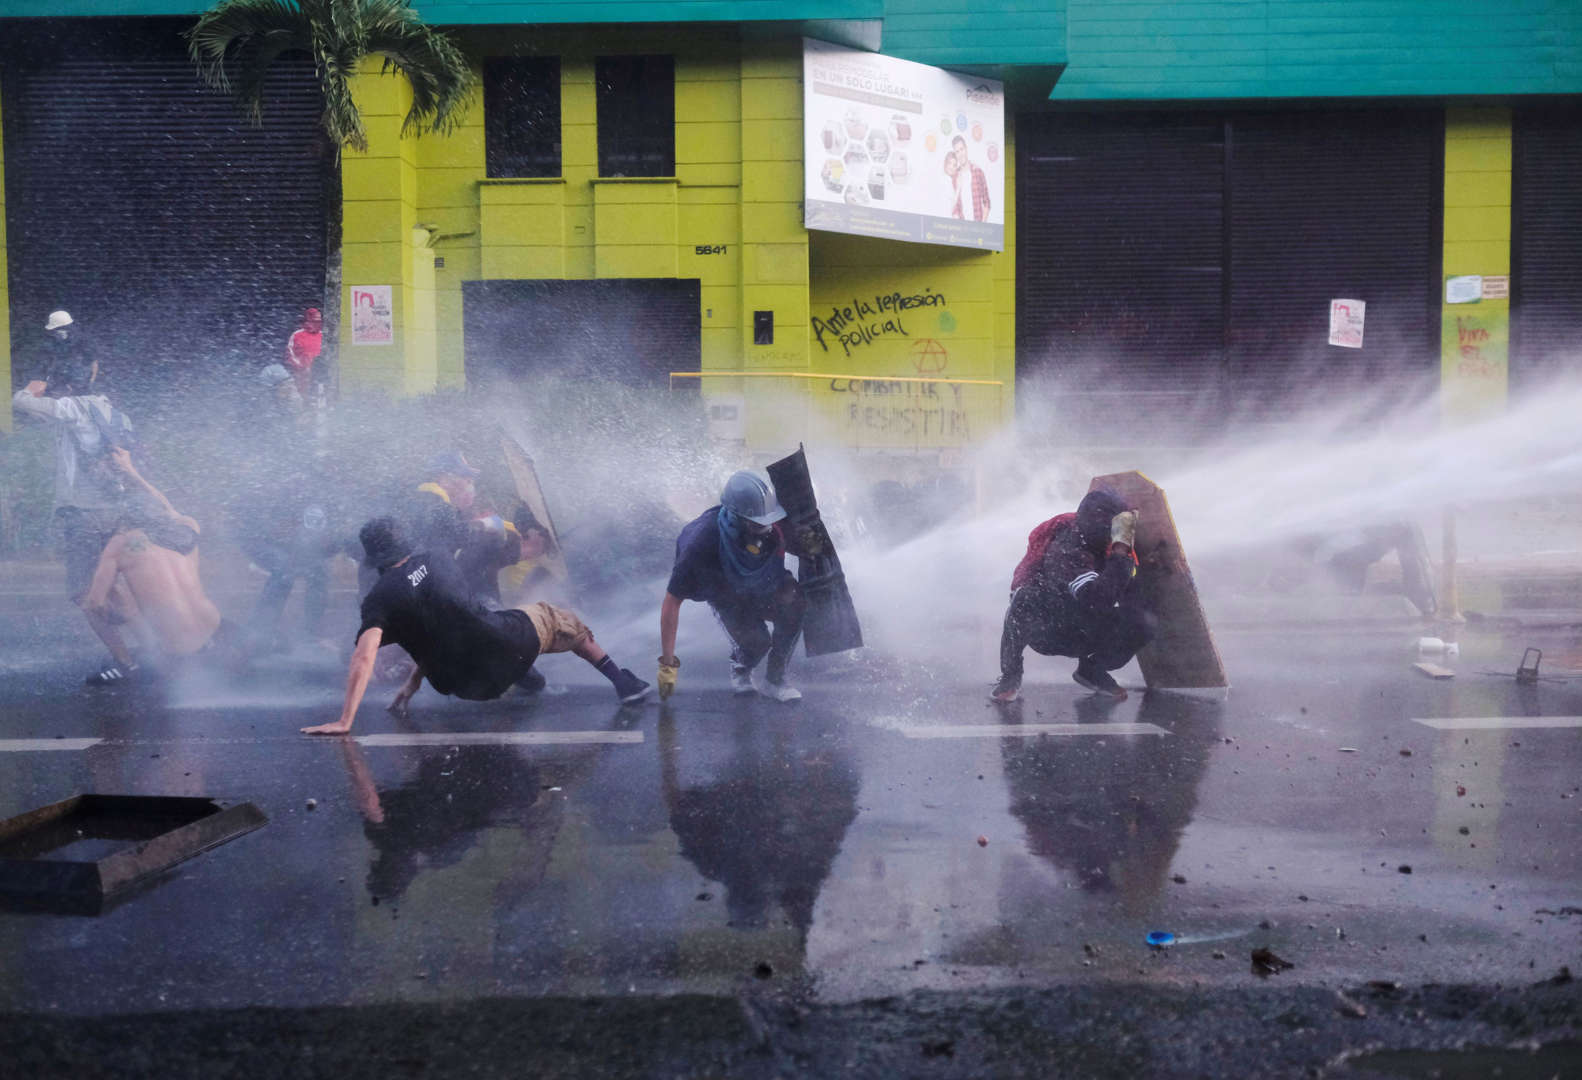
left=45, top=310, right=74, bottom=331
left=721, top=470, right=786, bottom=526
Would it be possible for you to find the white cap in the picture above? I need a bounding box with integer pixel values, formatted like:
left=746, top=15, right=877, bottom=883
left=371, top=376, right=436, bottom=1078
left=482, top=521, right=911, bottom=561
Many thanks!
left=45, top=310, right=73, bottom=331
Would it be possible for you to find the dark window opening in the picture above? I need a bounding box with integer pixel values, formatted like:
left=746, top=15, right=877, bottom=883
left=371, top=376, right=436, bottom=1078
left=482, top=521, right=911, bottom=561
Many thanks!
left=484, top=56, right=561, bottom=178
left=753, top=310, right=775, bottom=345
left=596, top=55, right=674, bottom=177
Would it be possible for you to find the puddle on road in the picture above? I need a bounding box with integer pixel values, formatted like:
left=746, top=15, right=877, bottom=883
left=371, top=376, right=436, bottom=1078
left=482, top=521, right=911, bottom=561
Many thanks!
left=1343, top=1040, right=1582, bottom=1079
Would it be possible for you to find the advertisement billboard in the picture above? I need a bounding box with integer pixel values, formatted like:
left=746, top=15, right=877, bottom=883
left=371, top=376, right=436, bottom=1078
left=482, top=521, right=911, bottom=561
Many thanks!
left=803, top=39, right=1004, bottom=252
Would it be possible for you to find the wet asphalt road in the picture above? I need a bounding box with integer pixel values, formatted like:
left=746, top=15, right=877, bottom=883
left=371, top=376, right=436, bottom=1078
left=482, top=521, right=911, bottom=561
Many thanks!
left=1, top=590, right=1579, bottom=1031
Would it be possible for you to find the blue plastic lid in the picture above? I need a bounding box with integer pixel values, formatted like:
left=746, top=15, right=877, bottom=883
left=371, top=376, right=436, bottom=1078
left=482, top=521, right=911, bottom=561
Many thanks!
left=1146, top=931, right=1175, bottom=947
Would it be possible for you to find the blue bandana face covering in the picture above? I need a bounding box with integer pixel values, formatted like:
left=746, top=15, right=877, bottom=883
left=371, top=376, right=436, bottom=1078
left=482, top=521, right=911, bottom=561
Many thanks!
left=718, top=506, right=783, bottom=598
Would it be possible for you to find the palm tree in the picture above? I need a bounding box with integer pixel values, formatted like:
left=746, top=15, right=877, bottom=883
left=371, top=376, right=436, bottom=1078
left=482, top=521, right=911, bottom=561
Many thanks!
left=187, top=0, right=475, bottom=390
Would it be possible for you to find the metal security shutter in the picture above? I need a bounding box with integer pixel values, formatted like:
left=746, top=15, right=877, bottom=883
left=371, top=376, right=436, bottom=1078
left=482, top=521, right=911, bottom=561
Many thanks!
left=1017, top=112, right=1227, bottom=442
left=1512, top=103, right=1582, bottom=389
left=2, top=19, right=326, bottom=394
left=1227, top=109, right=1442, bottom=412
left=462, top=278, right=701, bottom=389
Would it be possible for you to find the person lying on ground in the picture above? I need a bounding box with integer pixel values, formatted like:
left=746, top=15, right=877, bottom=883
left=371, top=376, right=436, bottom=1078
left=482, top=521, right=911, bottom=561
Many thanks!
left=303, top=517, right=649, bottom=736
left=657, top=471, right=819, bottom=704
left=992, top=488, right=1155, bottom=703
left=80, top=450, right=234, bottom=680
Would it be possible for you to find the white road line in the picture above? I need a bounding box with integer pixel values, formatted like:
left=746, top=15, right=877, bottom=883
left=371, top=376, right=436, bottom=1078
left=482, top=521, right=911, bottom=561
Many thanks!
left=0, top=738, right=103, bottom=752
left=1414, top=716, right=1582, bottom=731
left=898, top=723, right=1170, bottom=740
left=354, top=731, right=644, bottom=747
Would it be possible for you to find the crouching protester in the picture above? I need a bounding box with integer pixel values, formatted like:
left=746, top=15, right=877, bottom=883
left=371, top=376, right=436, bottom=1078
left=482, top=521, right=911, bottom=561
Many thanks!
left=657, top=471, right=810, bottom=704
left=303, top=518, right=649, bottom=735
left=81, top=450, right=240, bottom=681
left=992, top=488, right=1155, bottom=704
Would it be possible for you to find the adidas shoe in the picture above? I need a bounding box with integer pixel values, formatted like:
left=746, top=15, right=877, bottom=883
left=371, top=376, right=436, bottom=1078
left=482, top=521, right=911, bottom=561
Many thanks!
left=85, top=663, right=142, bottom=687
left=1073, top=660, right=1127, bottom=701
left=614, top=669, right=651, bottom=705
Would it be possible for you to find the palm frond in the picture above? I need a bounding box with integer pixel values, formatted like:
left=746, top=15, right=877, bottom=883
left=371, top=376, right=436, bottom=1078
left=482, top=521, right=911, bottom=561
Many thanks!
left=188, top=0, right=475, bottom=152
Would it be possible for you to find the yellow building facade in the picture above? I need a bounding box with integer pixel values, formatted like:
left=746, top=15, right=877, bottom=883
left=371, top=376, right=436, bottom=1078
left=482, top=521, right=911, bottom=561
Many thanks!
left=337, top=29, right=1015, bottom=462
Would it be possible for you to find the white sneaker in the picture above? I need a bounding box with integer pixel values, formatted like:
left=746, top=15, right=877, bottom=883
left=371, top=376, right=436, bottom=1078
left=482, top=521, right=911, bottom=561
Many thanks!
left=758, top=680, right=802, bottom=703
left=730, top=667, right=756, bottom=695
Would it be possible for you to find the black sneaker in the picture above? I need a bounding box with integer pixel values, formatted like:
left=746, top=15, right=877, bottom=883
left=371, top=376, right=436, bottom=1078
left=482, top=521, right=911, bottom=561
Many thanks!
left=515, top=667, right=547, bottom=694
left=990, top=673, right=1021, bottom=703
left=85, top=663, right=143, bottom=687
left=1073, top=660, right=1127, bottom=701
left=614, top=669, right=651, bottom=704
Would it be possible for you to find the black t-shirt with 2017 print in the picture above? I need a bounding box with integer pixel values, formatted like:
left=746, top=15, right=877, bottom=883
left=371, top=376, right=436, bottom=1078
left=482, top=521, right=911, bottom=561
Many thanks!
left=357, top=552, right=539, bottom=700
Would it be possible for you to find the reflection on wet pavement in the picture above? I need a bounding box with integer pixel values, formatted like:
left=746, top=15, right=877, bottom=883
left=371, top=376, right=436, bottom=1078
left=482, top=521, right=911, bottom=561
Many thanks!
left=0, top=618, right=1578, bottom=1014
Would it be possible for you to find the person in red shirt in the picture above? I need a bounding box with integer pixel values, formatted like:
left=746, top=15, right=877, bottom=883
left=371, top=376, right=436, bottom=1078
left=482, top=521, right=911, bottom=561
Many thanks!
left=284, top=307, right=323, bottom=398
left=993, top=489, right=1152, bottom=703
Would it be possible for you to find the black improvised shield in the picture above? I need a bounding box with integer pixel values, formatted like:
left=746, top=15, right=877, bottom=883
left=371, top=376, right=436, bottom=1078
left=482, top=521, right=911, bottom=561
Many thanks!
left=766, top=446, right=863, bottom=656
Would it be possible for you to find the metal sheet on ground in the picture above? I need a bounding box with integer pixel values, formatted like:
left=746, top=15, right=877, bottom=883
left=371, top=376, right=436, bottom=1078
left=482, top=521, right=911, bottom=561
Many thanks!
left=1090, top=470, right=1228, bottom=689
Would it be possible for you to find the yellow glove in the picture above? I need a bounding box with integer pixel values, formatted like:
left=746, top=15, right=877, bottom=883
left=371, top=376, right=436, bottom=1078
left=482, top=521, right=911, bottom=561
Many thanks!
left=1110, top=510, right=1138, bottom=550
left=657, top=656, right=680, bottom=700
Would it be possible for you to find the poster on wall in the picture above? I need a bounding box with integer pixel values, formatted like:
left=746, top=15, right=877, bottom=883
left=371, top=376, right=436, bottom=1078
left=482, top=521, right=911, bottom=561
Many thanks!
left=803, top=38, right=1004, bottom=252
left=1328, top=298, right=1365, bottom=349
left=350, top=285, right=393, bottom=345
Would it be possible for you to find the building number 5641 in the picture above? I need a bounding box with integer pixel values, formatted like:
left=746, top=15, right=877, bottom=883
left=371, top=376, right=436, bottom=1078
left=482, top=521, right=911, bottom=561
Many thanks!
left=694, top=244, right=728, bottom=255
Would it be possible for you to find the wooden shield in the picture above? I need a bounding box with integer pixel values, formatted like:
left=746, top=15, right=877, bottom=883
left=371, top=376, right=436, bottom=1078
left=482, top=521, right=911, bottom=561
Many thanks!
left=1090, top=470, right=1227, bottom=689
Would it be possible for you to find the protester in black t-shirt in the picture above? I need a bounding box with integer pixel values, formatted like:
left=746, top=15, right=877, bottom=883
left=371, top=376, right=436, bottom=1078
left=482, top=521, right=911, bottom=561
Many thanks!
left=303, top=518, right=649, bottom=735
left=657, top=471, right=809, bottom=704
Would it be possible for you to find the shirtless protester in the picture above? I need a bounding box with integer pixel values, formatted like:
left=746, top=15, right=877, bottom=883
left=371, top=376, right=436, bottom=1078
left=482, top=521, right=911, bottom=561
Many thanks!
left=80, top=450, right=234, bottom=680
left=303, top=518, right=649, bottom=736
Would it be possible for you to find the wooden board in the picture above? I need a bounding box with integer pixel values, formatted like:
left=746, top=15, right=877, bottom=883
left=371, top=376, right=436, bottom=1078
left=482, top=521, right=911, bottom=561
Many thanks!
left=1413, top=662, right=1454, bottom=679
left=1090, top=470, right=1228, bottom=689
left=499, top=433, right=575, bottom=606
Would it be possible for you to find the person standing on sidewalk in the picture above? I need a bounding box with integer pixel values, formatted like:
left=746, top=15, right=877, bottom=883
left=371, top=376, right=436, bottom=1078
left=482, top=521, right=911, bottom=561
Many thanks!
left=11, top=322, right=145, bottom=684
left=657, top=471, right=808, bottom=704
left=283, top=307, right=323, bottom=400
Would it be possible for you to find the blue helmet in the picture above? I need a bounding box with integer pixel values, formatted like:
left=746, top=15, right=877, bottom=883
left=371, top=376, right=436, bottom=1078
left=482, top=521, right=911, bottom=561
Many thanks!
left=721, top=471, right=786, bottom=526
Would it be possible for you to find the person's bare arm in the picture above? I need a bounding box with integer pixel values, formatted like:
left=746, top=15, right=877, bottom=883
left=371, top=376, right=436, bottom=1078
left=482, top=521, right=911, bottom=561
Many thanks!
left=110, top=448, right=178, bottom=518
left=303, top=627, right=382, bottom=735
left=387, top=664, right=424, bottom=718
left=82, top=534, right=127, bottom=616
left=659, top=591, right=682, bottom=663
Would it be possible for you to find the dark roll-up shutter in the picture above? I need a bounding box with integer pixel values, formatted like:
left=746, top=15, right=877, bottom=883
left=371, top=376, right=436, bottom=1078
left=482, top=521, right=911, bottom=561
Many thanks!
left=462, top=278, right=700, bottom=390
left=2, top=19, right=327, bottom=395
left=1512, top=103, right=1582, bottom=389
left=1017, top=112, right=1226, bottom=442
left=1227, top=109, right=1442, bottom=412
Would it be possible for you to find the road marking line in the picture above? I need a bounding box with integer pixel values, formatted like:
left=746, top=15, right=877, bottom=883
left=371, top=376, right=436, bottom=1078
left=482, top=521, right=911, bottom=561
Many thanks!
left=354, top=731, right=644, bottom=747
left=0, top=738, right=103, bottom=752
left=898, top=723, right=1170, bottom=739
left=1414, top=716, right=1582, bottom=731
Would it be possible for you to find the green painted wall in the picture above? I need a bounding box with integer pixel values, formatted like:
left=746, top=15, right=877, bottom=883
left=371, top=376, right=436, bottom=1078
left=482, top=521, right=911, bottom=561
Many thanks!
left=879, top=0, right=1065, bottom=68
left=10, top=1, right=1580, bottom=101
left=1053, top=0, right=1582, bottom=100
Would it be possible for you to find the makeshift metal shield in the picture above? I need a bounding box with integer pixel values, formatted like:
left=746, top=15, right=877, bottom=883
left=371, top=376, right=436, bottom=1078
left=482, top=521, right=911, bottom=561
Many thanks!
left=766, top=446, right=863, bottom=656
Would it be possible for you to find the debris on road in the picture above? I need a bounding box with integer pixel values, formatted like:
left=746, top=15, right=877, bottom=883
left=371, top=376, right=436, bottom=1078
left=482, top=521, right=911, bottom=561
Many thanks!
left=1397, top=865, right=1413, bottom=874
left=1145, top=932, right=1175, bottom=948
left=1171, top=874, right=1186, bottom=884
left=305, top=798, right=317, bottom=811
left=976, top=834, right=988, bottom=847
left=1251, top=947, right=1294, bottom=976
left=1412, top=662, right=1454, bottom=679
left=1334, top=991, right=1367, bottom=1019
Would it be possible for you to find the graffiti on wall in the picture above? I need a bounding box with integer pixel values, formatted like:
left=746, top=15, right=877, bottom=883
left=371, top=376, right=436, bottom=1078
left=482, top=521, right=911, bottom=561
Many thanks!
left=810, top=288, right=949, bottom=357
left=828, top=377, right=972, bottom=440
